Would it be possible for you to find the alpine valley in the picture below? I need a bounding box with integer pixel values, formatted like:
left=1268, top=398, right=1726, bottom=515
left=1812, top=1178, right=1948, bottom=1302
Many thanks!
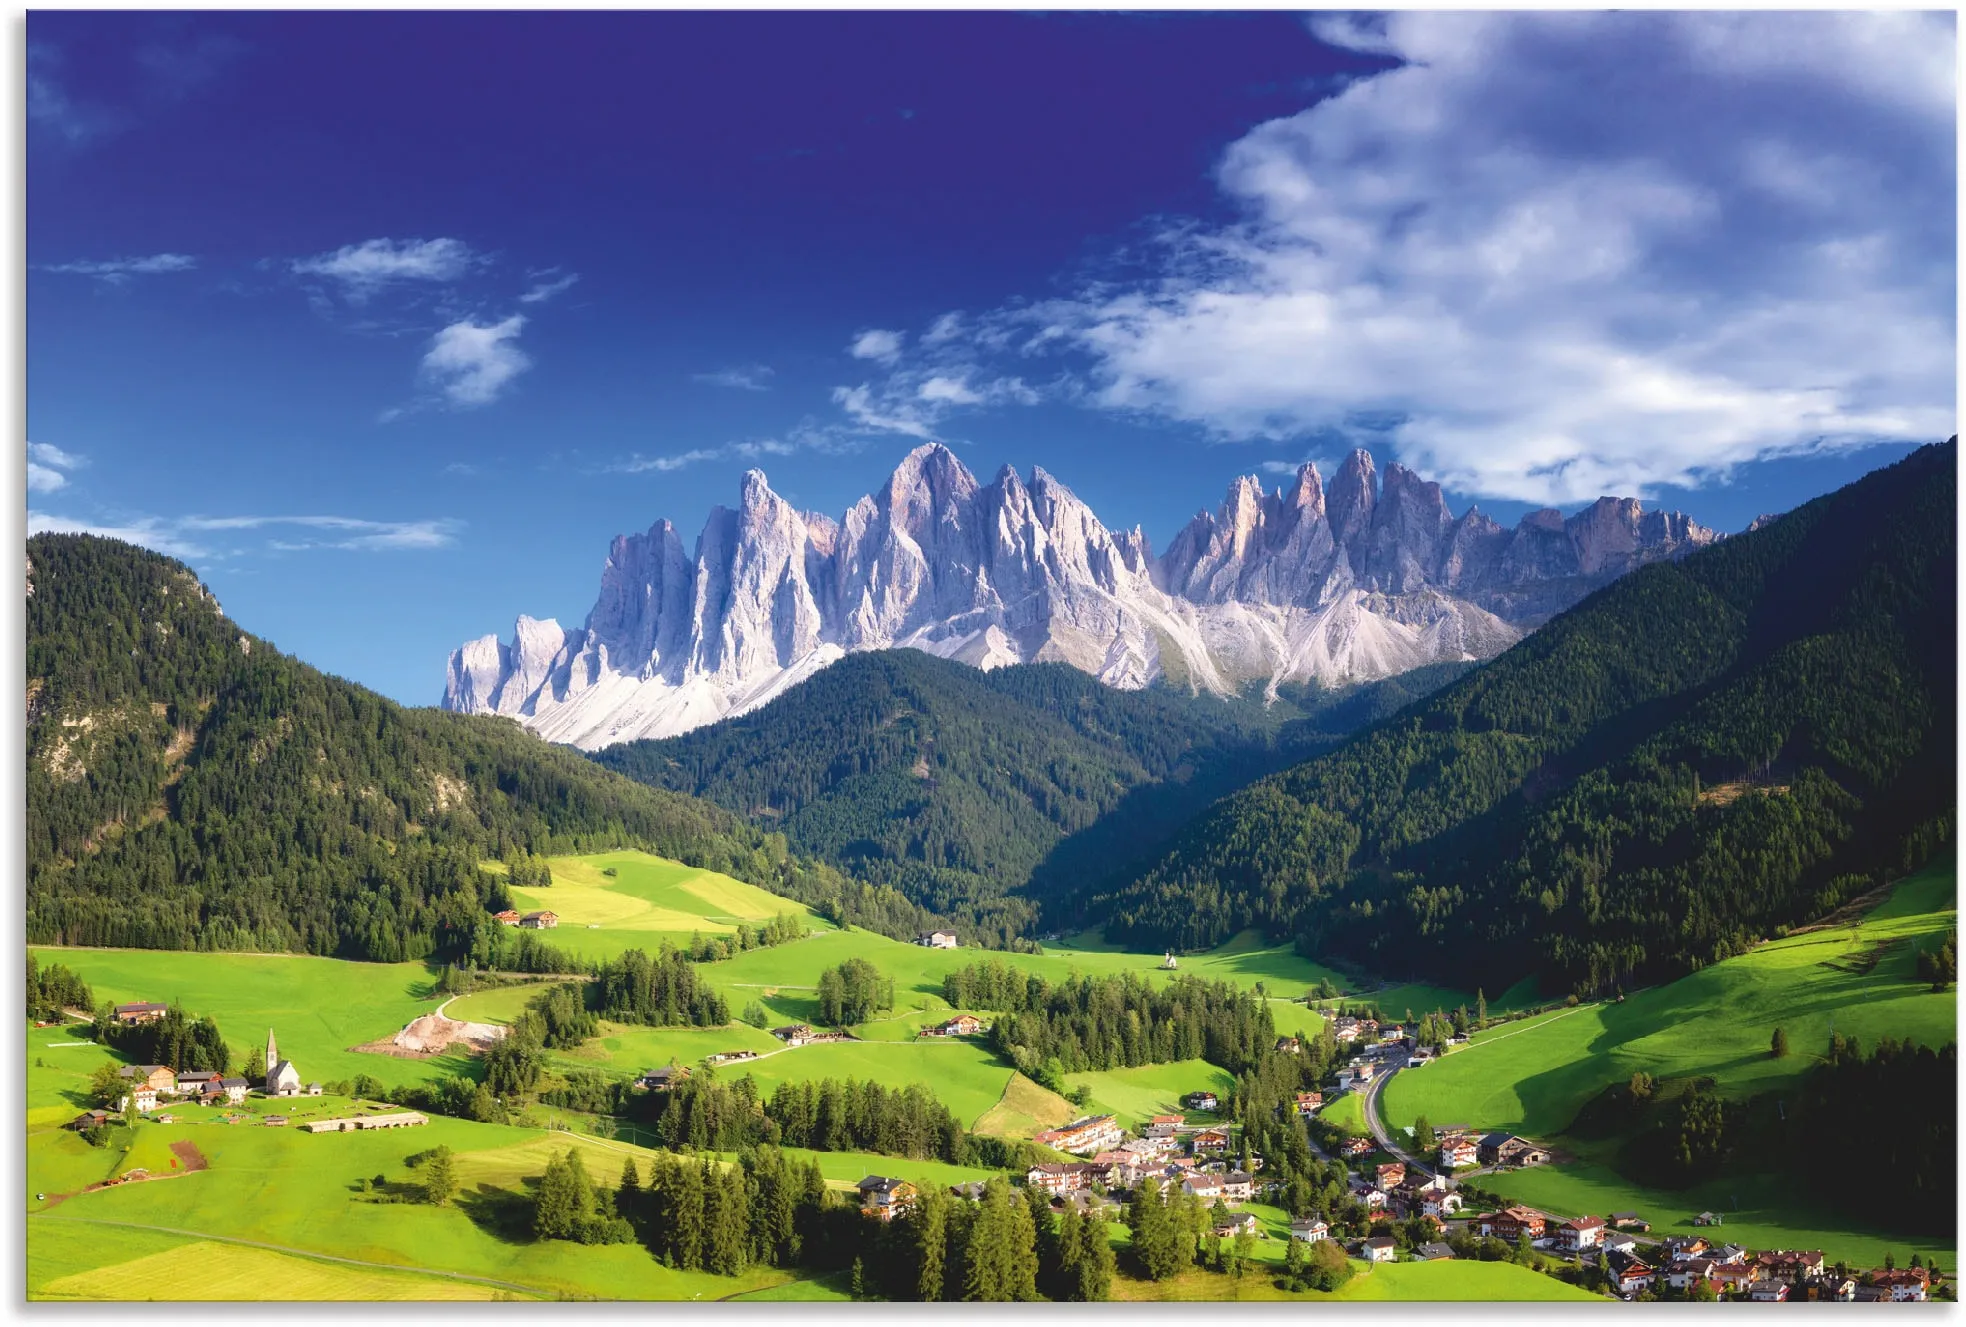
left=443, top=444, right=1716, bottom=750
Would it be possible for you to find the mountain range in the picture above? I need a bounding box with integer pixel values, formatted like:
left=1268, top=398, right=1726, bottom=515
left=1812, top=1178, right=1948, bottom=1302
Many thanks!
left=444, top=444, right=1717, bottom=749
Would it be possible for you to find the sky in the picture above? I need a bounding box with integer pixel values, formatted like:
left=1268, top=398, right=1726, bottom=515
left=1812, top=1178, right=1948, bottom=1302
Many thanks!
left=27, top=10, right=1956, bottom=706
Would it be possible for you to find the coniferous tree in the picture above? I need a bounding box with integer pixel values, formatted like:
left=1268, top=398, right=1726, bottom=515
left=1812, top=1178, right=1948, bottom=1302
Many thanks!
left=912, top=1185, right=950, bottom=1301
left=534, top=1152, right=579, bottom=1239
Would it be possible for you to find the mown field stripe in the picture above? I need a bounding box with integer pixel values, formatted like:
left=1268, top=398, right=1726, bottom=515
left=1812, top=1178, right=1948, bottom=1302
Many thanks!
left=32, top=1215, right=545, bottom=1297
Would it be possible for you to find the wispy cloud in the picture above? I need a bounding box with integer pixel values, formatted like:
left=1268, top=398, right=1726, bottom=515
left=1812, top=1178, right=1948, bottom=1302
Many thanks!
left=29, top=509, right=464, bottom=559
left=292, top=237, right=483, bottom=302
left=848, top=328, right=905, bottom=365
left=518, top=270, right=580, bottom=304
left=443, top=461, right=480, bottom=476
left=693, top=364, right=775, bottom=392
left=27, top=442, right=87, bottom=494
left=611, top=423, right=860, bottom=475
left=26, top=44, right=122, bottom=144
left=419, top=315, right=531, bottom=408
left=36, top=254, right=196, bottom=284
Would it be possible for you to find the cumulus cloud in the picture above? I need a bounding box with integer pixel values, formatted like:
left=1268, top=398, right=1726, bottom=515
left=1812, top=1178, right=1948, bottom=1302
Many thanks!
left=27, top=442, right=86, bottom=494
left=848, top=328, right=905, bottom=365
left=37, top=254, right=196, bottom=283
left=693, top=364, right=775, bottom=392
left=292, top=237, right=482, bottom=301
left=420, top=315, right=531, bottom=408
left=848, top=12, right=1957, bottom=504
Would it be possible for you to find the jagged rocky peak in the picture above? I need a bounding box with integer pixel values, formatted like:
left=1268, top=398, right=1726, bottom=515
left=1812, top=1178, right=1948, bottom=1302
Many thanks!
left=443, top=444, right=1717, bottom=749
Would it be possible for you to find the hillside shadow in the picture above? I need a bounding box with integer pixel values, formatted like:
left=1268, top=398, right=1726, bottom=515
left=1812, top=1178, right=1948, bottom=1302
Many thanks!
left=456, top=1178, right=542, bottom=1245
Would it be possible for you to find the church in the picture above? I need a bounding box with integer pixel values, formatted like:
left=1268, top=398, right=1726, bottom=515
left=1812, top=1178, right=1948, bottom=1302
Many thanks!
left=263, top=1028, right=319, bottom=1098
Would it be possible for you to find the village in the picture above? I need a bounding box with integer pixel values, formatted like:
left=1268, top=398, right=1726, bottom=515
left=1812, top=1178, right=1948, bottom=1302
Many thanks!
left=67, top=1005, right=431, bottom=1143
left=825, top=1007, right=1940, bottom=1304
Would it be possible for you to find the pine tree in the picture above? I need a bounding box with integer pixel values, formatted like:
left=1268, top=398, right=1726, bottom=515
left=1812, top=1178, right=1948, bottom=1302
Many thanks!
left=1771, top=1026, right=1790, bottom=1059
left=618, top=1156, right=642, bottom=1223
left=1127, top=1177, right=1181, bottom=1281
left=673, top=1158, right=706, bottom=1270
left=534, top=1153, right=578, bottom=1239
left=422, top=1145, right=458, bottom=1206
left=1074, top=1205, right=1115, bottom=1302
left=914, top=1185, right=949, bottom=1301
left=706, top=1163, right=749, bottom=1275
left=1414, top=1116, right=1436, bottom=1153
left=1476, top=988, right=1488, bottom=1029
left=849, top=1256, right=866, bottom=1299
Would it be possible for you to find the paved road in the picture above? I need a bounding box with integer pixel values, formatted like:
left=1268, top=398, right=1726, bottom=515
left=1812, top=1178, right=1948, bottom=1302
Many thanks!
left=32, top=1213, right=543, bottom=1296
left=1358, top=1058, right=1434, bottom=1180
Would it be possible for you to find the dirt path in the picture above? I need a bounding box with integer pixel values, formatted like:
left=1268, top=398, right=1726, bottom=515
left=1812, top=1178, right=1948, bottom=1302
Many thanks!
left=168, top=1140, right=208, bottom=1173
left=30, top=1214, right=543, bottom=1296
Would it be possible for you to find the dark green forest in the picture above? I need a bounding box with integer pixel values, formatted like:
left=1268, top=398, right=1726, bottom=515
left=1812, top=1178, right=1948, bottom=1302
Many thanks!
left=1093, top=442, right=1957, bottom=995
left=593, top=647, right=1468, bottom=944
left=24, top=535, right=945, bottom=960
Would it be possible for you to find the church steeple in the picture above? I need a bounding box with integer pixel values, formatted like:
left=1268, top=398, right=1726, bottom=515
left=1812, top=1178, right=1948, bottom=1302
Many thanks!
left=265, top=1028, right=278, bottom=1080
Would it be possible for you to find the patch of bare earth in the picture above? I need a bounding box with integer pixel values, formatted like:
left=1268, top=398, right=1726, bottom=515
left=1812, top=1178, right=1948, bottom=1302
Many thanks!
left=354, top=1012, right=508, bottom=1059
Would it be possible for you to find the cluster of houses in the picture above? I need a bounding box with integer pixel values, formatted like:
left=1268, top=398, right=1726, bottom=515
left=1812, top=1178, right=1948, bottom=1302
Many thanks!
left=1600, top=1237, right=1936, bottom=1302
left=491, top=909, right=559, bottom=929
left=74, top=1026, right=320, bottom=1131
left=769, top=1023, right=853, bottom=1049
left=1431, top=1128, right=1551, bottom=1171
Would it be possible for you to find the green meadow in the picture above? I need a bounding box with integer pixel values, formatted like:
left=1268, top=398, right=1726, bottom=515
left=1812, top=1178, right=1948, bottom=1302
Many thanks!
left=1379, top=859, right=1957, bottom=1268
left=26, top=948, right=471, bottom=1091
left=1061, top=1059, right=1234, bottom=1130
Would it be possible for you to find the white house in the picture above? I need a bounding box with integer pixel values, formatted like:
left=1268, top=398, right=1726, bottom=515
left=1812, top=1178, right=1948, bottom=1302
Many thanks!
left=917, top=930, right=959, bottom=949
left=1290, top=1218, right=1329, bottom=1243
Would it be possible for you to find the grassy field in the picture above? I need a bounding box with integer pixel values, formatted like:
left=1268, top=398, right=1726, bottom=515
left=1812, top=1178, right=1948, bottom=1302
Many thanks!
left=1379, top=859, right=1958, bottom=1268
left=36, top=1232, right=525, bottom=1301
left=972, top=1072, right=1077, bottom=1140
left=1319, top=1092, right=1365, bottom=1134
left=26, top=948, right=473, bottom=1091
left=1108, top=1259, right=1602, bottom=1302
left=1060, top=1060, right=1233, bottom=1130
left=505, top=850, right=826, bottom=962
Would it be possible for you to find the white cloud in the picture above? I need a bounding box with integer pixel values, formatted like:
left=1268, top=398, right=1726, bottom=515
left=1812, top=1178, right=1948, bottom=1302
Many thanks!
left=28, top=512, right=210, bottom=559
left=850, top=12, right=1956, bottom=504
left=28, top=510, right=462, bottom=559
left=292, top=237, right=482, bottom=301
left=693, top=364, right=775, bottom=392
left=613, top=424, right=859, bottom=475
left=519, top=271, right=580, bottom=304
left=420, top=315, right=531, bottom=408
left=36, top=253, right=196, bottom=283
left=848, top=328, right=905, bottom=365
left=26, top=441, right=86, bottom=494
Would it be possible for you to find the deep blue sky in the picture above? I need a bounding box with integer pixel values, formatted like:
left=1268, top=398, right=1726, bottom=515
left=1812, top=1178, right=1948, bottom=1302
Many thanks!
left=29, top=12, right=1949, bottom=704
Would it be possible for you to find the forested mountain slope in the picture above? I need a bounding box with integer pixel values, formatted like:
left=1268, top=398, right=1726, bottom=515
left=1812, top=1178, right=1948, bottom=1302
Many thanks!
left=26, top=535, right=933, bottom=959
left=592, top=648, right=1470, bottom=938
left=1092, top=442, right=1957, bottom=996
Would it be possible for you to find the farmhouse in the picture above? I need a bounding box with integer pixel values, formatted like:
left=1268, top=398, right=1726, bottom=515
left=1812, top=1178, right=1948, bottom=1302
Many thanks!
left=1477, top=1207, right=1548, bottom=1242
left=1182, top=1174, right=1224, bottom=1203
left=519, top=910, right=559, bottom=929
left=637, top=1066, right=692, bottom=1091
left=772, top=1024, right=815, bottom=1047
left=1417, top=1242, right=1456, bottom=1262
left=219, top=1077, right=250, bottom=1104
left=705, top=1050, right=759, bottom=1065
left=1026, top=1164, right=1094, bottom=1195
left=1212, top=1212, right=1261, bottom=1239
left=1274, top=1036, right=1301, bottom=1054
left=1558, top=1216, right=1605, bottom=1251
left=1187, top=1126, right=1231, bottom=1154
left=1609, top=1211, right=1650, bottom=1232
left=1351, top=1185, right=1387, bottom=1211
left=1293, top=1091, right=1323, bottom=1115
left=1608, top=1254, right=1656, bottom=1295
left=177, top=1070, right=220, bottom=1095
left=1034, top=1115, right=1123, bottom=1156
left=1363, top=1237, right=1397, bottom=1263
left=1184, top=1091, right=1220, bottom=1112
left=1439, top=1137, right=1479, bottom=1169
left=302, top=1111, right=429, bottom=1133
left=114, top=1002, right=169, bottom=1026
left=1289, top=1218, right=1329, bottom=1243
left=932, top=1014, right=984, bottom=1037
left=916, top=930, right=959, bottom=949
left=856, top=1175, right=917, bottom=1222
left=1341, top=1137, right=1374, bottom=1158
left=1220, top=1171, right=1255, bottom=1202
left=69, top=1109, right=112, bottom=1131
left=493, top=909, right=521, bottom=925
left=120, top=1064, right=177, bottom=1094
left=1477, top=1133, right=1549, bottom=1167
left=1870, top=1268, right=1930, bottom=1301
left=120, top=1087, right=159, bottom=1112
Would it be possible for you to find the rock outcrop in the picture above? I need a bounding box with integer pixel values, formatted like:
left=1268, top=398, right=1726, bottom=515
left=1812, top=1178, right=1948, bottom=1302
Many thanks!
left=444, top=444, right=1716, bottom=748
